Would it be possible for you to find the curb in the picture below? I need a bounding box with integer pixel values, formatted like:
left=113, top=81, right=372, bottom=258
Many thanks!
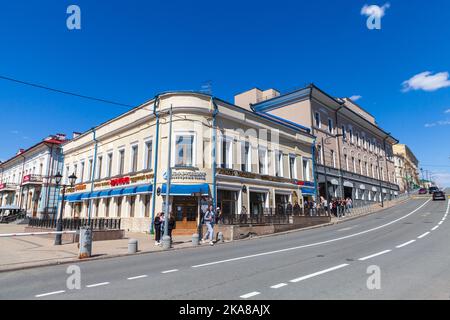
left=0, top=198, right=412, bottom=273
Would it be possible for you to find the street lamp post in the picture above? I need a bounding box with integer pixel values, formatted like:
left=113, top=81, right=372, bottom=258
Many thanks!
left=54, top=172, right=77, bottom=245
left=162, top=106, right=173, bottom=250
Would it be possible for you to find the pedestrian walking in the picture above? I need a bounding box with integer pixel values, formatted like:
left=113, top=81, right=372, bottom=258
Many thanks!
left=201, top=205, right=215, bottom=246
left=168, top=214, right=176, bottom=246
left=159, top=212, right=165, bottom=246
left=153, top=212, right=162, bottom=246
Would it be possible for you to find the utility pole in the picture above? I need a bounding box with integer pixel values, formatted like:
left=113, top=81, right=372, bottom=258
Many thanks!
left=162, top=106, right=173, bottom=250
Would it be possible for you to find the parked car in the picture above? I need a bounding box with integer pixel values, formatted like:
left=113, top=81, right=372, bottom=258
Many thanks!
left=429, top=186, right=439, bottom=194
left=418, top=188, right=427, bottom=194
left=0, top=206, right=26, bottom=223
left=432, top=190, right=446, bottom=201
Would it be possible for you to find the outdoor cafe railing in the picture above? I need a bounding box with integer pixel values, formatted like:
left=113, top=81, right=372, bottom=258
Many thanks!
left=28, top=218, right=121, bottom=230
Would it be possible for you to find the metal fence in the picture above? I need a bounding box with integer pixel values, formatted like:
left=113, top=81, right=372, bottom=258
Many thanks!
left=28, top=218, right=121, bottom=230
left=220, top=207, right=329, bottom=225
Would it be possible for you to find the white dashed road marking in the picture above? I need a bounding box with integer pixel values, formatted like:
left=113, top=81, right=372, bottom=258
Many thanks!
left=240, top=291, right=260, bottom=299
left=431, top=226, right=439, bottom=231
left=161, top=269, right=179, bottom=274
left=35, top=290, right=65, bottom=298
left=358, top=250, right=391, bottom=261
left=418, top=232, right=430, bottom=239
left=289, top=264, right=349, bottom=283
left=86, top=282, right=110, bottom=288
left=270, top=283, right=288, bottom=289
left=127, top=275, right=148, bottom=280
left=396, top=240, right=416, bottom=248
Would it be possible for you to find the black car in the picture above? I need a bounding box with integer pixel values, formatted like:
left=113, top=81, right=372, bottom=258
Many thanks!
left=432, top=190, right=446, bottom=201
left=429, top=186, right=439, bottom=194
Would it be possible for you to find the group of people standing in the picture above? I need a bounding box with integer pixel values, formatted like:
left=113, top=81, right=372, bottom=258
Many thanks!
left=152, top=205, right=222, bottom=247
left=320, top=196, right=353, bottom=217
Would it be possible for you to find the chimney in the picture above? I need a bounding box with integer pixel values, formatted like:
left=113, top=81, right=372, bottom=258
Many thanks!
left=16, top=149, right=25, bottom=155
left=72, top=132, right=82, bottom=139
left=55, top=133, right=66, bottom=141
left=234, top=88, right=280, bottom=111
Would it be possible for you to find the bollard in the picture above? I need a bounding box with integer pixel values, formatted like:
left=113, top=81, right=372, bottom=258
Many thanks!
left=78, top=226, right=92, bottom=259
left=217, top=232, right=224, bottom=243
left=192, top=233, right=199, bottom=246
left=128, top=239, right=138, bottom=254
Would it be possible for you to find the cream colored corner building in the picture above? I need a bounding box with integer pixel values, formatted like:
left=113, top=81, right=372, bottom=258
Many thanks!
left=61, top=92, right=316, bottom=234
left=393, top=144, right=420, bottom=192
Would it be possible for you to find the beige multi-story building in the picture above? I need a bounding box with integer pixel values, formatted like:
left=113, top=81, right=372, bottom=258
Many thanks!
left=393, top=144, right=420, bottom=193
left=235, top=84, right=400, bottom=205
left=61, top=92, right=316, bottom=233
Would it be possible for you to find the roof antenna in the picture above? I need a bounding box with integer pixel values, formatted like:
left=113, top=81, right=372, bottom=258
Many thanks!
left=200, top=80, right=213, bottom=95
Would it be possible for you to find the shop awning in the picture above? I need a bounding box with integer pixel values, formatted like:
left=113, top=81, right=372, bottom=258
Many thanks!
left=99, top=190, right=112, bottom=198
left=136, top=184, right=153, bottom=194
left=122, top=187, right=137, bottom=196
left=110, top=188, right=124, bottom=197
left=81, top=192, right=91, bottom=200
left=89, top=191, right=102, bottom=199
left=161, top=183, right=209, bottom=196
left=65, top=193, right=86, bottom=202
left=343, top=181, right=354, bottom=188
left=301, top=187, right=316, bottom=195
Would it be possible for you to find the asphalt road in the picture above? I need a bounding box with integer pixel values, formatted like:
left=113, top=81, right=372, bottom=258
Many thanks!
left=1, top=194, right=449, bottom=300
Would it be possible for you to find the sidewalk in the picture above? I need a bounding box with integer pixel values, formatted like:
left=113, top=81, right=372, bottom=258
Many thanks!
left=0, top=224, right=192, bottom=272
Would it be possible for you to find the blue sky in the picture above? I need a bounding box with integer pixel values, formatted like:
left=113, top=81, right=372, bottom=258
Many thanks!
left=0, top=0, right=449, bottom=186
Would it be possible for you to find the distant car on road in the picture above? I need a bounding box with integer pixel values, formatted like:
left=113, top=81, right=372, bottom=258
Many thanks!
left=418, top=188, right=427, bottom=194
left=429, top=186, right=439, bottom=194
left=432, top=190, right=446, bottom=201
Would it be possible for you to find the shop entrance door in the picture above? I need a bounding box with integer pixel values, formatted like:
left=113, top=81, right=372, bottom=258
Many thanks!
left=172, top=197, right=198, bottom=234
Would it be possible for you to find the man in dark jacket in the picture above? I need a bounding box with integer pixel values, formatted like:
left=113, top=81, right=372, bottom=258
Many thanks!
left=153, top=212, right=162, bottom=246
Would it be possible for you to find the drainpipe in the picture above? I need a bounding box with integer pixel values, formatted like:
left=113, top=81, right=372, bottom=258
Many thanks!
left=44, top=143, right=54, bottom=214
left=87, top=128, right=98, bottom=224
left=335, top=106, right=344, bottom=199
left=150, top=95, right=160, bottom=235
left=211, top=97, right=219, bottom=210
left=18, top=154, right=26, bottom=210
left=311, top=137, right=318, bottom=203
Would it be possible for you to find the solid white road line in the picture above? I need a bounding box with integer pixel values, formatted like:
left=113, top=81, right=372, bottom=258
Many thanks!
left=270, top=283, right=288, bottom=289
left=358, top=250, right=392, bottom=261
left=431, top=226, right=439, bottom=231
left=191, top=199, right=432, bottom=268
left=127, top=275, right=148, bottom=280
left=396, top=240, right=416, bottom=248
left=86, top=282, right=110, bottom=288
left=289, top=264, right=349, bottom=283
left=438, top=221, right=443, bottom=225
left=35, top=290, right=65, bottom=298
left=418, top=232, right=430, bottom=239
left=240, top=291, right=261, bottom=299
left=161, top=269, right=178, bottom=274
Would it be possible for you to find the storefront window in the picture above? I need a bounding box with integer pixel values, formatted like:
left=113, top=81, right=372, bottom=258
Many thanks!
left=250, top=192, right=266, bottom=216
left=217, top=190, right=238, bottom=217
left=241, top=141, right=251, bottom=172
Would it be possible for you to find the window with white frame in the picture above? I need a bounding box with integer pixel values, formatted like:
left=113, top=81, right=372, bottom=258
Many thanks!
left=356, top=133, right=360, bottom=146
left=97, top=156, right=103, bottom=179
left=88, top=158, right=93, bottom=181
left=341, top=125, right=346, bottom=140
left=145, top=140, right=153, bottom=170
left=221, top=136, right=233, bottom=169
left=80, top=161, right=85, bottom=182
left=73, top=164, right=78, bottom=183
left=349, top=128, right=354, bottom=143
left=302, top=158, right=310, bottom=181
left=175, top=133, right=194, bottom=167
left=328, top=119, right=333, bottom=134
left=331, top=150, right=336, bottom=168
left=118, top=149, right=125, bottom=175
left=241, top=141, right=251, bottom=172
left=275, top=150, right=283, bottom=177
left=289, top=154, right=296, bottom=179
left=131, top=145, right=138, bottom=172
left=344, top=154, right=349, bottom=171
left=314, top=112, right=321, bottom=128
left=107, top=153, right=113, bottom=178
left=258, top=146, right=268, bottom=175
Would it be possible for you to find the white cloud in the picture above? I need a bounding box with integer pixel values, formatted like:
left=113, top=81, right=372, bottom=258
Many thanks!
left=10, top=130, right=19, bottom=134
left=431, top=171, right=450, bottom=188
left=361, top=3, right=390, bottom=18
left=349, top=95, right=362, bottom=101
left=444, top=109, right=450, bottom=113
left=424, top=120, right=450, bottom=128
left=402, top=71, right=450, bottom=92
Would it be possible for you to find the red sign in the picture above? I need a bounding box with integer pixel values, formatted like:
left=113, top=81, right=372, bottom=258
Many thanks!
left=0, top=183, right=5, bottom=190
left=23, top=175, right=31, bottom=183
left=110, top=177, right=130, bottom=187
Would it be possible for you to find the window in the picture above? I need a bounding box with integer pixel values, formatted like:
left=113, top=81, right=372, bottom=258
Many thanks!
left=129, top=196, right=136, bottom=217
left=131, top=145, right=138, bottom=172
left=344, top=154, right=349, bottom=171
left=275, top=151, right=283, bottom=177
left=97, top=156, right=103, bottom=179
left=302, top=158, right=310, bottom=181
left=359, top=159, right=362, bottom=175
left=365, top=162, right=368, bottom=176
left=80, top=162, right=85, bottom=182
left=317, top=145, right=323, bottom=165
left=73, top=164, right=78, bottom=183
left=118, top=150, right=125, bottom=175
left=289, top=155, right=296, bottom=179
left=221, top=137, right=233, bottom=169
left=328, top=119, right=333, bottom=134
left=117, top=197, right=123, bottom=217
left=39, top=163, right=43, bottom=175
left=352, top=157, right=356, bottom=173
left=258, top=147, right=268, bottom=174
left=144, top=194, right=151, bottom=217
left=241, top=141, right=251, bottom=172
left=341, top=125, right=346, bottom=140
left=65, top=166, right=69, bottom=184
left=331, top=150, right=336, bottom=168
left=356, top=133, right=360, bottom=146
left=175, top=134, right=194, bottom=167
left=314, top=112, right=321, bottom=128
left=145, top=141, right=153, bottom=170
left=105, top=198, right=110, bottom=217
left=107, top=153, right=113, bottom=178
left=349, top=128, right=354, bottom=143
left=371, top=164, right=374, bottom=178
